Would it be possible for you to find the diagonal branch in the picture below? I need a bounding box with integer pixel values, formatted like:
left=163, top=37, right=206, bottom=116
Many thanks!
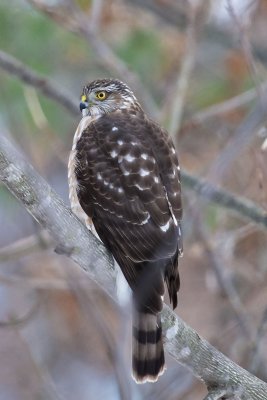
left=0, top=50, right=78, bottom=116
left=27, top=0, right=158, bottom=117
left=0, top=135, right=267, bottom=398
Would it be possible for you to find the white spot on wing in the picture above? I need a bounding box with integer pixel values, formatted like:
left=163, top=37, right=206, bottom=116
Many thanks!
left=140, top=213, right=150, bottom=225
left=141, top=153, right=148, bottom=160
left=131, top=141, right=138, bottom=146
left=160, top=219, right=171, bottom=232
left=172, top=147, right=176, bottom=154
left=112, top=126, right=118, bottom=132
left=97, top=173, right=103, bottom=181
left=139, top=168, right=150, bottom=177
left=124, top=154, right=135, bottom=162
left=154, top=177, right=159, bottom=183
left=135, top=183, right=145, bottom=191
left=110, top=150, right=118, bottom=158
left=117, top=140, right=123, bottom=145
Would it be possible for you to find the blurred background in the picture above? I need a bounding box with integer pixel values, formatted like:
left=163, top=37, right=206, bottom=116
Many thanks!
left=0, top=0, right=267, bottom=399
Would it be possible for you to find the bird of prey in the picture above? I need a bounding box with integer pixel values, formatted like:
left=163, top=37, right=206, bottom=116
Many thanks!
left=68, top=78, right=183, bottom=383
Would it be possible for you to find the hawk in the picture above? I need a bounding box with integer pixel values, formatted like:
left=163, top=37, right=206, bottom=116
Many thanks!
left=68, top=78, right=183, bottom=383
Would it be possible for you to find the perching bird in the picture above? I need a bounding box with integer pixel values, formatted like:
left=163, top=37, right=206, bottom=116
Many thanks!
left=68, top=78, right=182, bottom=383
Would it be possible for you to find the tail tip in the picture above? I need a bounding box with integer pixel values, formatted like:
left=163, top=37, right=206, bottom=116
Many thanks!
left=132, top=364, right=166, bottom=384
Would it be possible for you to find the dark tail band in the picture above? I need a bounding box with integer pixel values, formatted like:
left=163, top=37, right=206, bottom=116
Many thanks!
left=132, top=311, right=165, bottom=383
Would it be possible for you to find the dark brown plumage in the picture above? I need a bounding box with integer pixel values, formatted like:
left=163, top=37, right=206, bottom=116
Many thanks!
left=68, top=78, right=182, bottom=383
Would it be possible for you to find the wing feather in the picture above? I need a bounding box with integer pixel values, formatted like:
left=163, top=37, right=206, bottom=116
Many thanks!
left=75, top=110, right=182, bottom=287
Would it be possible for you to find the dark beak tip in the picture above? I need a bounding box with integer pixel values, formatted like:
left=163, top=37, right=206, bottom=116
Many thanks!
left=79, top=101, right=87, bottom=112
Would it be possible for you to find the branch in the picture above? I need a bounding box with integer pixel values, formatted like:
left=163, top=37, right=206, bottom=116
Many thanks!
left=0, top=231, right=51, bottom=262
left=168, top=1, right=207, bottom=137
left=0, top=136, right=267, bottom=398
left=181, top=170, right=267, bottom=230
left=27, top=0, right=158, bottom=117
left=0, top=50, right=78, bottom=116
left=187, top=80, right=267, bottom=126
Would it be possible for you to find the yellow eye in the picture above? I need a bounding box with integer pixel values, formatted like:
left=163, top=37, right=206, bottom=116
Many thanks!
left=96, top=91, right=107, bottom=100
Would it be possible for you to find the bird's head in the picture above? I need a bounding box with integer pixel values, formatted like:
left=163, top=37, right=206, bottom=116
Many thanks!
left=79, top=78, right=139, bottom=118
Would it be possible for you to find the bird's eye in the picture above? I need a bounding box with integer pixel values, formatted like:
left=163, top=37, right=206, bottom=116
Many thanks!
left=96, top=91, right=107, bottom=100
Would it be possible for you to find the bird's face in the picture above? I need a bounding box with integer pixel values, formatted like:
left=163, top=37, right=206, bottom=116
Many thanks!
left=79, top=78, right=138, bottom=118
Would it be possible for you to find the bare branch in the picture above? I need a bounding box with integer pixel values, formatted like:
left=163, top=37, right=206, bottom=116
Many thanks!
left=203, top=384, right=249, bottom=400
left=162, top=305, right=267, bottom=399
left=205, top=72, right=267, bottom=185
left=188, top=80, right=267, bottom=125
left=0, top=50, right=78, bottom=116
left=168, top=1, right=208, bottom=137
left=181, top=170, right=267, bottom=230
left=27, top=0, right=158, bottom=117
left=0, top=135, right=267, bottom=397
left=0, top=231, right=51, bottom=262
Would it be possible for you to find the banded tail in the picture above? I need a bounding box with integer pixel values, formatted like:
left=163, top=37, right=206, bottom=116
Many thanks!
left=132, top=311, right=165, bottom=383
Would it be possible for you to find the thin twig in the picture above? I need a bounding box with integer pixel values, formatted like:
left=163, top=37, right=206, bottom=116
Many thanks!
left=203, top=87, right=267, bottom=184
left=0, top=50, right=78, bottom=116
left=190, top=206, right=254, bottom=340
left=28, top=0, right=158, bottom=117
left=249, top=307, right=267, bottom=374
left=168, top=1, right=207, bottom=137
left=187, top=80, right=267, bottom=126
left=226, top=0, right=261, bottom=95
left=89, top=0, right=103, bottom=33
left=181, top=170, right=267, bottom=229
left=0, top=231, right=51, bottom=262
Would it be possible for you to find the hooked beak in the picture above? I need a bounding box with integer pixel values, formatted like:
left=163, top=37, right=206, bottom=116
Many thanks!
left=79, top=101, right=89, bottom=117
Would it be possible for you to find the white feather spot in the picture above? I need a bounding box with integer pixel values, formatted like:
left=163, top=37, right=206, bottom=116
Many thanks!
left=112, top=126, right=118, bottom=132
left=131, top=141, right=138, bottom=146
left=97, top=173, right=103, bottom=181
left=110, top=150, right=118, bottom=158
left=135, top=183, right=145, bottom=191
left=160, top=219, right=171, bottom=232
left=103, top=180, right=109, bottom=186
left=140, top=213, right=150, bottom=225
left=117, top=140, right=123, bottom=145
left=109, top=183, right=114, bottom=189
left=139, top=168, right=150, bottom=177
left=124, top=154, right=135, bottom=162
left=154, top=177, right=159, bottom=183
left=141, top=153, right=148, bottom=160
left=177, top=165, right=180, bottom=171
left=118, top=187, right=123, bottom=193
left=172, top=147, right=176, bottom=154
left=123, top=170, right=130, bottom=176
